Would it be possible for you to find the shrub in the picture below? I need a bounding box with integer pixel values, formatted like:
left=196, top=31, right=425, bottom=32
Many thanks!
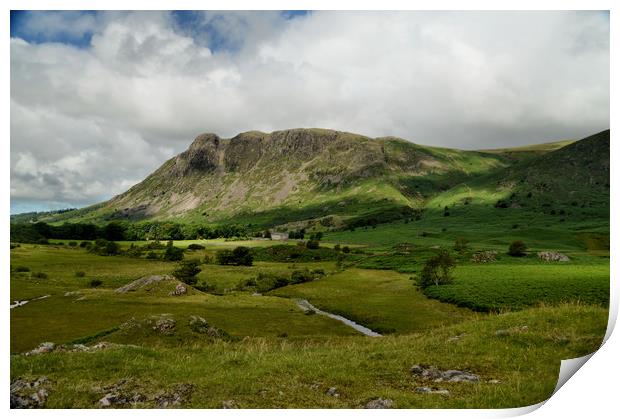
left=334, top=244, right=341, bottom=252
left=239, top=272, right=290, bottom=293
left=163, top=241, right=184, bottom=261
left=216, top=250, right=234, bottom=265
left=143, top=240, right=166, bottom=250
left=68, top=241, right=78, bottom=247
left=146, top=251, right=159, bottom=260
left=306, top=240, right=320, bottom=250
left=417, top=249, right=455, bottom=289
left=342, top=246, right=351, bottom=254
left=89, top=239, right=120, bottom=256
left=290, top=269, right=326, bottom=284
left=104, top=241, right=120, bottom=256
left=309, top=232, right=323, bottom=241
left=75, top=271, right=86, bottom=277
left=172, top=260, right=201, bottom=285
left=32, top=272, right=48, bottom=279
left=216, top=246, right=253, bottom=266
left=454, top=237, right=469, bottom=252
left=125, top=244, right=143, bottom=258
left=79, top=241, right=89, bottom=248
left=290, top=270, right=315, bottom=284
left=508, top=240, right=527, bottom=257
left=89, top=279, right=103, bottom=288
left=188, top=244, right=205, bottom=250
left=15, top=266, right=30, bottom=272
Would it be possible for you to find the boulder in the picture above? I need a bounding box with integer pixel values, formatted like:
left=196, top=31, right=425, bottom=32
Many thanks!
left=155, top=383, right=195, bottom=408
left=364, top=398, right=394, bottom=409
left=326, top=387, right=340, bottom=397
left=222, top=399, right=239, bottom=409
left=441, top=370, right=479, bottom=383
left=538, top=251, right=570, bottom=262
left=169, top=283, right=187, bottom=296
left=25, top=342, right=55, bottom=356
left=10, top=376, right=51, bottom=408
left=411, top=364, right=479, bottom=383
left=471, top=251, right=498, bottom=263
left=414, top=386, right=449, bottom=395
left=152, top=318, right=176, bottom=335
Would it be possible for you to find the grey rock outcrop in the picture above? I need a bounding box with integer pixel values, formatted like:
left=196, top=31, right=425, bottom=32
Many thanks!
left=364, top=398, right=394, bottom=408
left=410, top=364, right=480, bottom=383
left=10, top=376, right=51, bottom=408
left=538, top=251, right=570, bottom=262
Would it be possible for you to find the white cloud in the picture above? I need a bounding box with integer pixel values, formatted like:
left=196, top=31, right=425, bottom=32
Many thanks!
left=10, top=11, right=610, bottom=211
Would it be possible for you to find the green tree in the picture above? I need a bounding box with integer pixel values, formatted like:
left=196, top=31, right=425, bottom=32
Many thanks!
left=231, top=246, right=253, bottom=266
left=216, top=246, right=253, bottom=266
left=172, top=260, right=201, bottom=285
left=418, top=248, right=456, bottom=288
left=508, top=240, right=527, bottom=257
left=163, top=240, right=184, bottom=261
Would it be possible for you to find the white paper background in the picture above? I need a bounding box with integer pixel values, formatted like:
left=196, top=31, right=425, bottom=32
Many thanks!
left=2, top=0, right=617, bottom=417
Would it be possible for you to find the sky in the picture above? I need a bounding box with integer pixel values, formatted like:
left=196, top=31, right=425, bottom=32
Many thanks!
left=10, top=10, right=610, bottom=214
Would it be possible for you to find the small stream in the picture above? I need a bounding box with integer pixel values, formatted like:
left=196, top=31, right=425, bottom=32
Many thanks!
left=10, top=295, right=50, bottom=309
left=296, top=299, right=382, bottom=337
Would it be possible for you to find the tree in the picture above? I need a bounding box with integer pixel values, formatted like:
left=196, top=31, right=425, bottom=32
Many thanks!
left=418, top=248, right=456, bottom=288
left=508, top=240, right=527, bottom=257
left=163, top=240, right=184, bottom=261
left=104, top=222, right=126, bottom=241
left=172, top=260, right=201, bottom=285
left=306, top=240, right=320, bottom=249
left=216, top=246, right=253, bottom=266
left=231, top=246, right=253, bottom=266
left=312, top=232, right=324, bottom=241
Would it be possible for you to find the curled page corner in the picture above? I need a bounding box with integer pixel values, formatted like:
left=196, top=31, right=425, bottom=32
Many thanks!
left=552, top=353, right=595, bottom=395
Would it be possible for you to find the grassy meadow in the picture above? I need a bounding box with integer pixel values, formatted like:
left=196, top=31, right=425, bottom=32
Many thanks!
left=9, top=220, right=609, bottom=408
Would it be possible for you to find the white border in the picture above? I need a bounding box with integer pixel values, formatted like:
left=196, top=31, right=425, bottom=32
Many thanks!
left=3, top=1, right=617, bottom=418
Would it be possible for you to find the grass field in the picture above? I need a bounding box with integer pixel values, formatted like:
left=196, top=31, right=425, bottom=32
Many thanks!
left=270, top=268, right=475, bottom=334
left=10, top=304, right=606, bottom=408
left=9, top=235, right=610, bottom=408
left=424, top=262, right=609, bottom=311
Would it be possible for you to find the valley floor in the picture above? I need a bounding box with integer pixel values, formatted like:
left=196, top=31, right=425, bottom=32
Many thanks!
left=9, top=237, right=609, bottom=409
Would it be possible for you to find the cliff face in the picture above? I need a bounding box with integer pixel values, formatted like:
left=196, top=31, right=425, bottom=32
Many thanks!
left=100, top=128, right=500, bottom=223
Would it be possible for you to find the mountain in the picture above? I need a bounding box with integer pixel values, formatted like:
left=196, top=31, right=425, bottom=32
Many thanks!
left=425, top=129, right=609, bottom=225
left=28, top=128, right=609, bottom=231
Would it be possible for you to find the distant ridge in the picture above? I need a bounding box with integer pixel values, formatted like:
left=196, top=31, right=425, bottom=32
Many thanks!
left=22, top=128, right=609, bottom=231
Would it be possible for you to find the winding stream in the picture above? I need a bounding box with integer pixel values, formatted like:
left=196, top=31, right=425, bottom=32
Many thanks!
left=296, top=299, right=382, bottom=337
left=10, top=295, right=50, bottom=309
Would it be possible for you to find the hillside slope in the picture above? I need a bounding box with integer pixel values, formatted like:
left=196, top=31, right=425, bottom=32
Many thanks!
left=30, top=128, right=608, bottom=232
left=47, top=129, right=508, bottom=227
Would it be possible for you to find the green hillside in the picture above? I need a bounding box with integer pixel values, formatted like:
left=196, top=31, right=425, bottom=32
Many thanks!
left=15, top=129, right=608, bottom=241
